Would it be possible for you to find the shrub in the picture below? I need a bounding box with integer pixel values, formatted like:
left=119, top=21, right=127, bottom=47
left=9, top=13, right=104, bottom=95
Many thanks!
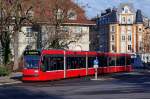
left=0, top=66, right=10, bottom=76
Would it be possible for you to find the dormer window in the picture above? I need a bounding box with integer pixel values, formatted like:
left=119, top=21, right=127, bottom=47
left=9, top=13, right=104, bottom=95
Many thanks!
left=68, top=10, right=77, bottom=20
left=27, top=10, right=34, bottom=18
left=122, top=6, right=130, bottom=13
left=125, top=8, right=129, bottom=13
left=55, top=9, right=64, bottom=20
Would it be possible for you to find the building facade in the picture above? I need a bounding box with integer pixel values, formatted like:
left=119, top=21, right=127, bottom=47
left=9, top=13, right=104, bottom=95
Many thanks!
left=16, top=0, right=95, bottom=57
left=92, top=3, right=149, bottom=53
left=0, top=0, right=95, bottom=65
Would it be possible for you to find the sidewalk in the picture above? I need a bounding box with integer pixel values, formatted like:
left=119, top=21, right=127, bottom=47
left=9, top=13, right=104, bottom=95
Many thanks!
left=133, top=68, right=150, bottom=72
left=0, top=72, right=22, bottom=86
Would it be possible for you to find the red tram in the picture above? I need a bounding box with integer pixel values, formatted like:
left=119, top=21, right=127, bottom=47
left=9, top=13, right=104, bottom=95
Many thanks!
left=22, top=50, right=132, bottom=81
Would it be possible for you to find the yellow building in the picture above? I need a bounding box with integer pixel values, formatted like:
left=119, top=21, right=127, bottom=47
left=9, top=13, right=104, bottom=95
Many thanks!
left=92, top=4, right=148, bottom=53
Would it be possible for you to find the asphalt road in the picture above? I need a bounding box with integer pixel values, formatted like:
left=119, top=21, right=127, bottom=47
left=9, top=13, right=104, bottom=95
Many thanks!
left=1, top=70, right=150, bottom=99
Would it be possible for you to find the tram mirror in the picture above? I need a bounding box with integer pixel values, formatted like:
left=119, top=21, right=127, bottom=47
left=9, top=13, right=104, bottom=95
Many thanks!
left=41, top=56, right=45, bottom=63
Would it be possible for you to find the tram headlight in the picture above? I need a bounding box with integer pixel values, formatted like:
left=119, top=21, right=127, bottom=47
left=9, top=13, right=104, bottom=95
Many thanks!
left=34, top=70, right=39, bottom=73
left=34, top=70, right=39, bottom=77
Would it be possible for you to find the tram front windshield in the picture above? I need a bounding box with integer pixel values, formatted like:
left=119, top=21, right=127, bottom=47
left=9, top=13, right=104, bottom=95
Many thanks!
left=24, top=55, right=40, bottom=69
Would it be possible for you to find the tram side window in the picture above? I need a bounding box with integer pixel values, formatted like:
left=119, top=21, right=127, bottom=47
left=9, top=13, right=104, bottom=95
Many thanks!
left=43, top=56, right=64, bottom=71
left=88, top=57, right=95, bottom=68
left=108, top=56, right=116, bottom=66
left=67, top=57, right=75, bottom=69
left=116, top=56, right=125, bottom=66
left=99, top=56, right=107, bottom=67
left=67, top=56, right=86, bottom=69
left=78, top=57, right=86, bottom=68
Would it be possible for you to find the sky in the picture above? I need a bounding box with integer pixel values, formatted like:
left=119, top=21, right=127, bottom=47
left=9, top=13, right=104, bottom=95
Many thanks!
left=74, top=0, right=150, bottom=19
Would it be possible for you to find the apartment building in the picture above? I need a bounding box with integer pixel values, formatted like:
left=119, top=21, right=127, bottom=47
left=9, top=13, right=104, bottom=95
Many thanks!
left=92, top=3, right=149, bottom=53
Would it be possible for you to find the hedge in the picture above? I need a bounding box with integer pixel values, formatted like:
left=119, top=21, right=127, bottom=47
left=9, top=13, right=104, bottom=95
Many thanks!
left=0, top=66, right=10, bottom=76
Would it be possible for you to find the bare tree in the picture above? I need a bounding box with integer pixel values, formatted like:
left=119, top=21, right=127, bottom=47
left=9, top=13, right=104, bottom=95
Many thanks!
left=0, top=0, right=13, bottom=66
left=39, top=0, right=86, bottom=49
left=0, top=0, right=88, bottom=70
left=0, top=0, right=34, bottom=70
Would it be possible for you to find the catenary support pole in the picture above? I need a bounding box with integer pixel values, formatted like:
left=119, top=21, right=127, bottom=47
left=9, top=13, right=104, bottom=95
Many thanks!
left=86, top=52, right=88, bottom=75
left=64, top=50, right=66, bottom=78
left=95, top=68, right=98, bottom=80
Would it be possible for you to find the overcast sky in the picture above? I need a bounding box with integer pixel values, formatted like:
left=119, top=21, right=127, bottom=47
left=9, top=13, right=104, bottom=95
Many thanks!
left=74, top=0, right=150, bottom=19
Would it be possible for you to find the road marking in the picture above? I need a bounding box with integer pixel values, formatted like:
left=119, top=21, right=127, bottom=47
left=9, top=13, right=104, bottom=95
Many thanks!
left=90, top=78, right=115, bottom=81
left=144, top=82, right=150, bottom=84
left=91, top=78, right=104, bottom=81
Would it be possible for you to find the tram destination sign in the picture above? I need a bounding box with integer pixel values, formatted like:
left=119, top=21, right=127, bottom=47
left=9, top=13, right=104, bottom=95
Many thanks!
left=24, top=50, right=41, bottom=55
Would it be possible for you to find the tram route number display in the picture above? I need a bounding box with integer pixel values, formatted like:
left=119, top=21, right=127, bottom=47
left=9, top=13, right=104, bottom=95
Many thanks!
left=24, top=50, right=40, bottom=55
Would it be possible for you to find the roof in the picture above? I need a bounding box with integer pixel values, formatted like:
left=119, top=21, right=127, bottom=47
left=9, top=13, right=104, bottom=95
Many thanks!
left=118, top=3, right=135, bottom=13
left=22, top=0, right=94, bottom=26
left=97, top=9, right=118, bottom=25
left=94, top=3, right=146, bottom=25
left=135, top=9, right=143, bottom=24
left=64, top=20, right=96, bottom=26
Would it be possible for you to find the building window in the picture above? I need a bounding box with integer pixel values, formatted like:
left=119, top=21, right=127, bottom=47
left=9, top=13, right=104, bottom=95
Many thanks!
left=111, top=25, right=115, bottom=32
left=128, top=18, right=130, bottom=22
left=122, top=36, right=125, bottom=41
left=127, top=17, right=132, bottom=24
left=138, top=27, right=142, bottom=32
left=56, top=9, right=63, bottom=19
left=139, top=42, right=143, bottom=51
left=122, top=17, right=126, bottom=23
left=125, top=7, right=129, bottom=13
left=128, top=45, right=132, bottom=51
left=127, top=26, right=132, bottom=32
left=128, top=35, right=132, bottom=41
left=121, top=26, right=125, bottom=33
left=125, top=9, right=128, bottom=13
left=26, top=27, right=32, bottom=37
left=112, top=35, right=115, bottom=41
left=68, top=10, right=77, bottom=20
left=26, top=27, right=32, bottom=33
left=73, top=26, right=82, bottom=34
left=112, top=45, right=115, bottom=51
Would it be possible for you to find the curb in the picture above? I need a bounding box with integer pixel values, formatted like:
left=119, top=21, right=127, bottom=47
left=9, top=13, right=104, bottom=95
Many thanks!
left=0, top=81, right=22, bottom=86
